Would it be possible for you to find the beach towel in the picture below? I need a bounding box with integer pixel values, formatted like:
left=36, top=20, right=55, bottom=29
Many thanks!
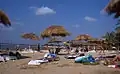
left=28, top=59, right=48, bottom=65
left=0, top=56, right=5, bottom=62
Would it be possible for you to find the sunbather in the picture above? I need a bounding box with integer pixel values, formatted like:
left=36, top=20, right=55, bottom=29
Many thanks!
left=112, top=55, right=120, bottom=64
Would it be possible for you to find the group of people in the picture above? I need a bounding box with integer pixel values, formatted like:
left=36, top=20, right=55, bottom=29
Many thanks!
left=66, top=46, right=89, bottom=54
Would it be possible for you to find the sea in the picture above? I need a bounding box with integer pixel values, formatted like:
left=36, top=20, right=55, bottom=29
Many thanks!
left=0, top=43, right=39, bottom=50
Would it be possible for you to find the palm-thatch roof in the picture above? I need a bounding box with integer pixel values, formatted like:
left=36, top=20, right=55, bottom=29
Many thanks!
left=40, top=25, right=70, bottom=38
left=21, top=33, right=40, bottom=40
left=0, top=10, right=11, bottom=26
left=75, top=34, right=91, bottom=41
left=88, top=38, right=104, bottom=44
left=71, top=42, right=98, bottom=47
left=104, top=0, right=120, bottom=18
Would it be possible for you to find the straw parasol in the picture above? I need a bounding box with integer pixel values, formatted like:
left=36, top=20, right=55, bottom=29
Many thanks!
left=21, top=33, right=40, bottom=41
left=88, top=38, right=105, bottom=44
left=0, top=10, right=11, bottom=26
left=40, top=25, right=70, bottom=54
left=75, top=34, right=91, bottom=41
left=104, top=0, right=120, bottom=18
left=40, top=25, right=70, bottom=39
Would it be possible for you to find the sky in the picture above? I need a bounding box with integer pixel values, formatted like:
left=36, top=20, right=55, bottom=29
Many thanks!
left=0, top=0, right=118, bottom=44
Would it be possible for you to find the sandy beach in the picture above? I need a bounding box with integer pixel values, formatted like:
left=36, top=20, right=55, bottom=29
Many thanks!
left=0, top=51, right=120, bottom=74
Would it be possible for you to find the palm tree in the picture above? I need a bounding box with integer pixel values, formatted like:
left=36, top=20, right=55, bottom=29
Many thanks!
left=0, top=10, right=11, bottom=26
left=114, top=22, right=120, bottom=50
left=102, top=31, right=116, bottom=50
left=104, top=0, right=120, bottom=18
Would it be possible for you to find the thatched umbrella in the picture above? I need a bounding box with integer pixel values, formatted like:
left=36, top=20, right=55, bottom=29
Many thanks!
left=88, top=38, right=107, bottom=52
left=21, top=33, right=40, bottom=41
left=0, top=10, right=11, bottom=26
left=104, top=0, right=120, bottom=18
left=40, top=25, right=70, bottom=39
left=88, top=38, right=103, bottom=44
left=21, top=33, right=40, bottom=52
left=75, top=34, right=91, bottom=41
left=40, top=25, right=70, bottom=54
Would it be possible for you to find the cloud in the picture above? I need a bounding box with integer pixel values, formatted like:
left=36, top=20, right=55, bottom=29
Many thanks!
left=72, top=24, right=80, bottom=28
left=30, top=6, right=56, bottom=15
left=84, top=16, right=97, bottom=22
left=0, top=24, right=14, bottom=31
left=29, top=6, right=37, bottom=9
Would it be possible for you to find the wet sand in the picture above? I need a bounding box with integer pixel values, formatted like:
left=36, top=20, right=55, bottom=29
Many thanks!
left=0, top=51, right=120, bottom=74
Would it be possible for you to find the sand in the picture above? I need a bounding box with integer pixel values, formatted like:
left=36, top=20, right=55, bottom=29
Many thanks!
left=0, top=51, right=120, bottom=74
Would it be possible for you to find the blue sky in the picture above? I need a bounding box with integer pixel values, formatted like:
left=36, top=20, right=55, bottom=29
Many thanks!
left=0, top=0, right=118, bottom=44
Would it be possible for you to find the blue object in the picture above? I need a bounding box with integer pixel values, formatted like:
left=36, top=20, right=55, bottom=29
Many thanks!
left=87, top=56, right=95, bottom=62
left=75, top=55, right=95, bottom=63
left=75, top=56, right=87, bottom=63
left=48, top=53, right=57, bottom=58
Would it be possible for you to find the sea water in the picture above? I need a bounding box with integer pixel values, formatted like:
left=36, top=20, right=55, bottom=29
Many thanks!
left=0, top=43, right=42, bottom=50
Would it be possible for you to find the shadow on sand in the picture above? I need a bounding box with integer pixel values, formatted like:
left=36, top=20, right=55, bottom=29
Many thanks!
left=58, top=53, right=67, bottom=55
left=19, top=56, right=31, bottom=60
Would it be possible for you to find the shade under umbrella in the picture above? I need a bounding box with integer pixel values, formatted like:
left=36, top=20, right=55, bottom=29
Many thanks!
left=48, top=37, right=63, bottom=43
left=0, top=10, right=11, bottom=26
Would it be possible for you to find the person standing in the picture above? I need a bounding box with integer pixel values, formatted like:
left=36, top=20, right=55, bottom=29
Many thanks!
left=37, top=43, right=40, bottom=51
left=16, top=45, right=19, bottom=51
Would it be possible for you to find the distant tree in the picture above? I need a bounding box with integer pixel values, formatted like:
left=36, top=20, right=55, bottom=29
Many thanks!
left=102, top=31, right=116, bottom=50
left=115, top=22, right=120, bottom=50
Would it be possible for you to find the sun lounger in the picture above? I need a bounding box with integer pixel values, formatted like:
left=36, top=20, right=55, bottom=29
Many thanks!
left=65, top=55, right=79, bottom=59
left=65, top=53, right=85, bottom=59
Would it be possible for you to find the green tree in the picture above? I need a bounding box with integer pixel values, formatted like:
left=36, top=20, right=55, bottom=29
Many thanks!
left=115, top=22, right=120, bottom=50
left=102, top=31, right=116, bottom=50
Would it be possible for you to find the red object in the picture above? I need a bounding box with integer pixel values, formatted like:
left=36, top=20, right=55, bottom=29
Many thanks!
left=115, top=65, right=120, bottom=69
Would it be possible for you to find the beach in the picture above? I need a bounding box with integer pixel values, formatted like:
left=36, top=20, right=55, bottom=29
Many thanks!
left=0, top=51, right=120, bottom=74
